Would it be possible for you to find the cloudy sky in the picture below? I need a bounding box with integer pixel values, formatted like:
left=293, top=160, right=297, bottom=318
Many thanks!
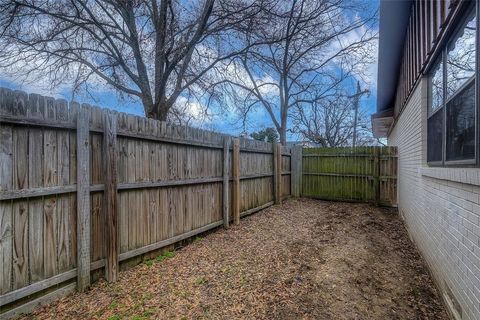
left=0, top=0, right=379, bottom=140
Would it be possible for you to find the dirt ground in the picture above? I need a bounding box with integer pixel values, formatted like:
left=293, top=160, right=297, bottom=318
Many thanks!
left=22, top=199, right=448, bottom=320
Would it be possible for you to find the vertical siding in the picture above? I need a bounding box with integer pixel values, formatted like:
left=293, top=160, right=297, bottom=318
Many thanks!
left=389, top=80, right=480, bottom=320
left=393, top=0, right=457, bottom=116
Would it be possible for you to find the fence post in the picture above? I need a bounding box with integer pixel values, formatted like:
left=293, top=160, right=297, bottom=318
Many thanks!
left=291, top=145, right=302, bottom=197
left=76, top=106, right=91, bottom=292
left=278, top=144, right=282, bottom=203
left=103, top=111, right=119, bottom=282
left=223, top=137, right=230, bottom=229
left=273, top=142, right=282, bottom=204
left=374, top=146, right=381, bottom=206
left=232, top=138, right=240, bottom=225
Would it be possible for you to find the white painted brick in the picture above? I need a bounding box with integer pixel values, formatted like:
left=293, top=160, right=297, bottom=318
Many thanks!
left=389, top=79, right=480, bottom=320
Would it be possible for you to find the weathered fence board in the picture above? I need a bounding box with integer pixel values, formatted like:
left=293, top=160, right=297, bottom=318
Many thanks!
left=76, top=107, right=90, bottom=292
left=302, top=147, right=397, bottom=206
left=103, top=112, right=118, bottom=283
left=232, top=139, right=240, bottom=225
left=273, top=143, right=281, bottom=204
left=223, top=138, right=230, bottom=229
left=0, top=87, right=291, bottom=318
left=291, top=146, right=302, bottom=197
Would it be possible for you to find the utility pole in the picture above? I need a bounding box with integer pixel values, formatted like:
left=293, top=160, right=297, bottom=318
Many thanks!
left=349, top=81, right=370, bottom=148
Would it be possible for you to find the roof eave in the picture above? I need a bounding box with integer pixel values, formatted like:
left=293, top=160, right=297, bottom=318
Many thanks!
left=376, top=0, right=412, bottom=113
left=371, top=107, right=394, bottom=138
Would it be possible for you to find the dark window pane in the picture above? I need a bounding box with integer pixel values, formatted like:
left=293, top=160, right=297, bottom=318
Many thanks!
left=447, top=10, right=476, bottom=97
left=446, top=81, right=475, bottom=161
left=429, top=57, right=444, bottom=115
left=428, top=109, right=443, bottom=162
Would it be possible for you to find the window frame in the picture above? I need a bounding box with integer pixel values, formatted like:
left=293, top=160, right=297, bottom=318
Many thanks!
left=477, top=0, right=480, bottom=168
left=427, top=55, right=445, bottom=166
left=427, top=2, right=478, bottom=167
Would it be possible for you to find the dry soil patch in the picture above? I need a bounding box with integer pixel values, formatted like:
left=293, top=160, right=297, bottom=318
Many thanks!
left=22, top=199, right=448, bottom=319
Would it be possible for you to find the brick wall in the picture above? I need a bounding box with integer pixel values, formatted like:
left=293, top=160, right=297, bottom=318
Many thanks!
left=389, top=79, right=480, bottom=320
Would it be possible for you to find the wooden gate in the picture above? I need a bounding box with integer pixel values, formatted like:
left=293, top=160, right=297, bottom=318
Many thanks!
left=301, top=146, right=397, bottom=206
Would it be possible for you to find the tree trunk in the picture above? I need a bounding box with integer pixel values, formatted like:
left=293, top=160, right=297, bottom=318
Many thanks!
left=158, top=108, right=168, bottom=121
left=143, top=95, right=169, bottom=121
left=279, top=110, right=288, bottom=145
left=279, top=127, right=287, bottom=146
left=156, top=96, right=170, bottom=121
left=141, top=92, right=157, bottom=119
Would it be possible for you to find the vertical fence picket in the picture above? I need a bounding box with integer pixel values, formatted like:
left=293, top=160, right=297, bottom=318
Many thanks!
left=293, top=149, right=295, bottom=196
left=104, top=111, right=118, bottom=283
left=12, top=91, right=29, bottom=290
left=232, top=138, right=240, bottom=225
left=374, top=147, right=381, bottom=206
left=223, top=137, right=230, bottom=229
left=30, top=93, right=47, bottom=279
left=76, top=106, right=90, bottom=292
left=0, top=88, right=13, bottom=295
left=273, top=143, right=281, bottom=204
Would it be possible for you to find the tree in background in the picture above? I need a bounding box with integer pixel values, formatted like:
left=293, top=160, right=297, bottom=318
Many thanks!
left=250, top=127, right=278, bottom=143
left=0, top=0, right=264, bottom=120
left=292, top=85, right=380, bottom=147
left=214, top=0, right=376, bottom=144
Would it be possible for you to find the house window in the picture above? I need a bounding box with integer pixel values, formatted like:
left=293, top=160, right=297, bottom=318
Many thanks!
left=427, top=58, right=444, bottom=163
left=427, top=7, right=477, bottom=165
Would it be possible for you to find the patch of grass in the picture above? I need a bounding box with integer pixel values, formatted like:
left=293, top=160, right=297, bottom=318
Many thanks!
left=107, top=315, right=121, bottom=320
left=163, top=250, right=175, bottom=258
left=109, top=300, right=118, bottom=309
left=143, top=310, right=155, bottom=317
left=129, top=310, right=155, bottom=320
left=145, top=250, right=176, bottom=266
left=177, top=290, right=189, bottom=299
left=144, top=259, right=155, bottom=267
left=195, top=277, right=207, bottom=285
left=193, top=235, right=203, bottom=242
left=155, top=255, right=166, bottom=262
left=155, top=250, right=175, bottom=262
left=130, top=310, right=155, bottom=320
left=239, top=274, right=247, bottom=286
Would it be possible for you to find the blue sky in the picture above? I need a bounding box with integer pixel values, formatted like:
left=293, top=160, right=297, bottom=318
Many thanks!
left=0, top=0, right=379, bottom=141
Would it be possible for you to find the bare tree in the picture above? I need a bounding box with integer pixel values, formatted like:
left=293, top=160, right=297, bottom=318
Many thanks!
left=214, top=0, right=376, bottom=144
left=293, top=94, right=352, bottom=147
left=0, top=0, right=264, bottom=120
left=292, top=88, right=381, bottom=147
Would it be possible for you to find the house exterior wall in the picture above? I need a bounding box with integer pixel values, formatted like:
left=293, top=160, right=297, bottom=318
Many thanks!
left=389, top=79, right=480, bottom=320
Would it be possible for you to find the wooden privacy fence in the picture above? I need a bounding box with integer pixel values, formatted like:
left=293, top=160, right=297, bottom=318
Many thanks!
left=0, top=88, right=293, bottom=318
left=301, top=147, right=397, bottom=206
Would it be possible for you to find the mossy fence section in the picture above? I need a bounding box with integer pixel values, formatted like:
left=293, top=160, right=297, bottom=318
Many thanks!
left=301, top=146, right=397, bottom=206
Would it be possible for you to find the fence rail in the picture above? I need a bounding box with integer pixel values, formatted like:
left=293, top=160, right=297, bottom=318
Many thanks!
left=0, top=88, right=293, bottom=318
